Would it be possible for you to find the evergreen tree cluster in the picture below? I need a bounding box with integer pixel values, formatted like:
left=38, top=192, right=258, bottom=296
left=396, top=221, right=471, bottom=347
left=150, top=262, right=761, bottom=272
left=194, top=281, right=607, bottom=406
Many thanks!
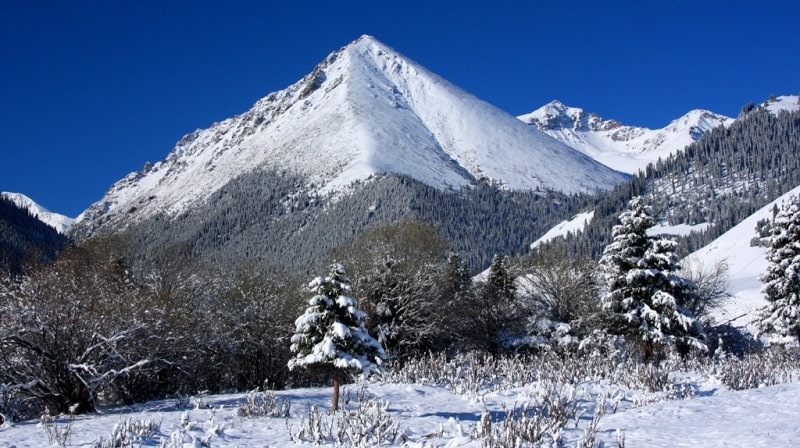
left=539, top=106, right=800, bottom=259
left=759, top=194, right=800, bottom=344
left=0, top=195, right=67, bottom=273
left=98, top=170, right=583, bottom=275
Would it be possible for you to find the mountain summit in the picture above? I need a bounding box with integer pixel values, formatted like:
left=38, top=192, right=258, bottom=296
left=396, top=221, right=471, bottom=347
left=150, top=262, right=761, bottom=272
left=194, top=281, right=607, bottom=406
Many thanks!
left=518, top=100, right=732, bottom=173
left=76, top=35, right=626, bottom=229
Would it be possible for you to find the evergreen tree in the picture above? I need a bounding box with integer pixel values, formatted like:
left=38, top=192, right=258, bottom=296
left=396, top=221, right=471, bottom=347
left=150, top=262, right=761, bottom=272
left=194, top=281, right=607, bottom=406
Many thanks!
left=288, top=262, right=385, bottom=410
left=758, top=194, right=800, bottom=345
left=598, top=197, right=706, bottom=362
left=487, top=254, right=516, bottom=302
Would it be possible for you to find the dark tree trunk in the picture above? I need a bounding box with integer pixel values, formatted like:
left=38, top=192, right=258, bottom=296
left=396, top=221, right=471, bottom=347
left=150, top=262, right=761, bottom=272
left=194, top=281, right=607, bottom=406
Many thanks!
left=643, top=340, right=654, bottom=364
left=332, top=368, right=340, bottom=411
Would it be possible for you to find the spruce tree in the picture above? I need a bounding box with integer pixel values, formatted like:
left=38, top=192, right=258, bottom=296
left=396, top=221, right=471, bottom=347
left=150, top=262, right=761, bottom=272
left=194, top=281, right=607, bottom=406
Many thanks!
left=758, top=194, right=800, bottom=345
left=288, top=262, right=385, bottom=410
left=598, top=197, right=706, bottom=362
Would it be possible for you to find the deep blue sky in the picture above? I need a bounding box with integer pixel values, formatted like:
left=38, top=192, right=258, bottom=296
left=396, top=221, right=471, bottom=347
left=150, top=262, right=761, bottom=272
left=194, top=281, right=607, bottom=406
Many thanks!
left=2, top=1, right=798, bottom=217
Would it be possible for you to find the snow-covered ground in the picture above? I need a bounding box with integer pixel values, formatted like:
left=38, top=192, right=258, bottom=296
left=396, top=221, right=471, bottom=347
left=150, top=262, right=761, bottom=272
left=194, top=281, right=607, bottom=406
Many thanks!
left=2, top=370, right=798, bottom=447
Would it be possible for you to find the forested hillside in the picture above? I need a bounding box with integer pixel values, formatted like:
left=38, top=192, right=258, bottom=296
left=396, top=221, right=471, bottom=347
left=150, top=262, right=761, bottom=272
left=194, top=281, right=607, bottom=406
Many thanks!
left=112, top=171, right=586, bottom=274
left=0, top=195, right=67, bottom=272
left=543, top=105, right=800, bottom=257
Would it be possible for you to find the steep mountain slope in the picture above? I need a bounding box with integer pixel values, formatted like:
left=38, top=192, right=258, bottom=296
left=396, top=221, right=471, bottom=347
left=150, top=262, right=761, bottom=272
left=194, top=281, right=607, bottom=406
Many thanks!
left=0, top=195, right=67, bottom=272
left=74, top=36, right=626, bottom=234
left=1, top=192, right=74, bottom=234
left=518, top=100, right=732, bottom=173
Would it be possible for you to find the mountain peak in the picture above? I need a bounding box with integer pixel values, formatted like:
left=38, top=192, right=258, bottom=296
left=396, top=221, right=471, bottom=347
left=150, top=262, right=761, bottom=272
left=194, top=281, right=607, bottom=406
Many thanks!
left=519, top=102, right=732, bottom=174
left=74, top=38, right=627, bottom=231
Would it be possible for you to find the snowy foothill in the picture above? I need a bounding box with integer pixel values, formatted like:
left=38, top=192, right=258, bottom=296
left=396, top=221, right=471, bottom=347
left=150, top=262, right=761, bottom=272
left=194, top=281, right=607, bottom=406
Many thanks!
left=685, top=184, right=800, bottom=333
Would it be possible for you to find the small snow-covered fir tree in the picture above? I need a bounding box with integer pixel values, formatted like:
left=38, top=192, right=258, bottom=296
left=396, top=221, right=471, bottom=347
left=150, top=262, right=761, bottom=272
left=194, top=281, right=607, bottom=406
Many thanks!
left=288, top=262, right=385, bottom=410
left=758, top=194, right=800, bottom=345
left=598, top=197, right=706, bottom=362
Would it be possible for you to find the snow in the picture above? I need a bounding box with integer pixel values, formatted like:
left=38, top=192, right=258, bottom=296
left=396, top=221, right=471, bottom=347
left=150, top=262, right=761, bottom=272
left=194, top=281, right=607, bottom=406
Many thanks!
left=764, top=95, right=800, bottom=115
left=2, top=376, right=798, bottom=447
left=647, top=221, right=710, bottom=237
left=518, top=101, right=733, bottom=174
left=75, top=35, right=627, bottom=232
left=684, top=184, right=800, bottom=331
left=598, top=382, right=800, bottom=447
left=1, top=191, right=74, bottom=234
left=529, top=211, right=594, bottom=249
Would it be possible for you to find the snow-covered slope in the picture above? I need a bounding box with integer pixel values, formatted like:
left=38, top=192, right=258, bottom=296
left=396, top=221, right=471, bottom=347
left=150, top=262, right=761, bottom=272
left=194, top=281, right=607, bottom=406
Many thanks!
left=75, top=36, right=627, bottom=230
left=529, top=211, right=594, bottom=250
left=764, top=94, right=800, bottom=115
left=1, top=192, right=74, bottom=234
left=684, top=184, right=800, bottom=331
left=518, top=100, right=733, bottom=174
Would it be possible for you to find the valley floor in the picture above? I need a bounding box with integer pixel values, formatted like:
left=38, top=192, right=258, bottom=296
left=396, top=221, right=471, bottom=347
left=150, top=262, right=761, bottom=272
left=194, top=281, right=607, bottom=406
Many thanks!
left=2, top=374, right=798, bottom=447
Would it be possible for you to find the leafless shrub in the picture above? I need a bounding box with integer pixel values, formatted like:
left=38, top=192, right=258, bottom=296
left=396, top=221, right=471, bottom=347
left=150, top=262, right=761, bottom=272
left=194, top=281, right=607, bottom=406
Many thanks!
left=712, top=350, right=799, bottom=390
left=92, top=417, right=161, bottom=448
left=286, top=388, right=403, bottom=447
left=237, top=388, right=291, bottom=418
left=40, top=413, right=73, bottom=447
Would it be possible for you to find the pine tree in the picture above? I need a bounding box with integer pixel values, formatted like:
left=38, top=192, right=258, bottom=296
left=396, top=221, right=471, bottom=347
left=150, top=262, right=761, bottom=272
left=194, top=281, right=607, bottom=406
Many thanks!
left=598, top=197, right=706, bottom=362
left=288, top=262, right=385, bottom=410
left=487, top=254, right=516, bottom=302
left=758, top=194, right=800, bottom=345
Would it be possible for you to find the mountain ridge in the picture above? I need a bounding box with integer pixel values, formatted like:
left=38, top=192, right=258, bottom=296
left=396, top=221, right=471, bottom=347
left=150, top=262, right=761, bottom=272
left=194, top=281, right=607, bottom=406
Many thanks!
left=518, top=100, right=733, bottom=173
left=73, top=35, right=627, bottom=233
left=0, top=192, right=74, bottom=234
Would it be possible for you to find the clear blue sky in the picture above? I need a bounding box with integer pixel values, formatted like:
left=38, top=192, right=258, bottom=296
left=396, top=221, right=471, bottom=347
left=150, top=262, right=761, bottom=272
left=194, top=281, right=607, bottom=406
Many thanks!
left=2, top=0, right=798, bottom=217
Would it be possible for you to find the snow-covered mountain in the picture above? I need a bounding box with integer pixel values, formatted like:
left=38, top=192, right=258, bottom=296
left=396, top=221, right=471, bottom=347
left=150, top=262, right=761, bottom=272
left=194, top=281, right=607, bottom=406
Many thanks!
left=75, top=35, right=627, bottom=230
left=1, top=192, right=74, bottom=234
left=518, top=100, right=733, bottom=173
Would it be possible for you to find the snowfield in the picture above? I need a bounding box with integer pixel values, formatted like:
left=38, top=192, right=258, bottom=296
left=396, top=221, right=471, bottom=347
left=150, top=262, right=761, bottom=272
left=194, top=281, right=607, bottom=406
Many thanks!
left=2, top=370, right=798, bottom=447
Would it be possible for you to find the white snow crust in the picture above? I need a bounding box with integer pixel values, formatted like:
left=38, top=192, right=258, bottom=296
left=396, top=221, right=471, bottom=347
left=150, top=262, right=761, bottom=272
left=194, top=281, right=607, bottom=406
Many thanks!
left=75, top=36, right=627, bottom=230
left=519, top=100, right=733, bottom=174
left=1, top=191, right=74, bottom=234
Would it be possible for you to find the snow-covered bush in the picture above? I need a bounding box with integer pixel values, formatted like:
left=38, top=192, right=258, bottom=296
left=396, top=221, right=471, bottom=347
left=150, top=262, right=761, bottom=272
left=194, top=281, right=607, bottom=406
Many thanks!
left=40, top=414, right=74, bottom=447
left=0, top=240, right=156, bottom=414
left=517, top=243, right=601, bottom=351
left=333, top=220, right=458, bottom=361
left=712, top=350, right=799, bottom=390
left=237, top=388, right=291, bottom=418
left=92, top=417, right=161, bottom=448
left=287, top=387, right=403, bottom=446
